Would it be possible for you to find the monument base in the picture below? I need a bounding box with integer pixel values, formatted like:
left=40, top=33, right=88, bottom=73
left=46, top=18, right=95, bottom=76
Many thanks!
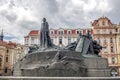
left=14, top=51, right=110, bottom=77
left=84, top=57, right=110, bottom=77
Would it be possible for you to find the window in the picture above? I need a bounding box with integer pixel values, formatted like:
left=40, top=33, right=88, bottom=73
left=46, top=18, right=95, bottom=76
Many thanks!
left=104, top=46, right=107, bottom=52
left=110, top=30, right=112, bottom=34
left=103, top=30, right=106, bottom=34
left=25, top=38, right=28, bottom=44
left=0, top=58, right=2, bottom=67
left=112, top=58, right=115, bottom=64
left=97, top=38, right=100, bottom=43
left=50, top=31, right=54, bottom=35
left=31, top=37, right=35, bottom=44
left=104, top=38, right=106, bottom=43
left=77, top=31, right=79, bottom=34
left=68, top=31, right=71, bottom=34
left=61, top=31, right=63, bottom=34
left=102, top=21, right=105, bottom=26
left=59, top=38, right=62, bottom=44
left=97, top=30, right=100, bottom=34
left=58, top=31, right=60, bottom=34
left=68, top=38, right=71, bottom=44
left=77, top=30, right=82, bottom=34
left=111, top=47, right=114, bottom=52
left=115, top=29, right=118, bottom=32
left=6, top=57, right=8, bottom=62
left=4, top=67, right=8, bottom=73
left=110, top=38, right=113, bottom=43
left=58, top=31, right=63, bottom=35
left=6, top=49, right=9, bottom=53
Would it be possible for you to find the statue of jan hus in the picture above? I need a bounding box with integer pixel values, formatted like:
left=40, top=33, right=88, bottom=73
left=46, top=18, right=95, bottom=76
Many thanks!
left=40, top=18, right=53, bottom=48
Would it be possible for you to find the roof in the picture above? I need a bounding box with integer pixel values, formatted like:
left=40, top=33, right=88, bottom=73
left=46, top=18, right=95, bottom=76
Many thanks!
left=0, top=40, right=8, bottom=47
left=25, top=28, right=93, bottom=37
left=28, top=30, right=39, bottom=36
left=0, top=40, right=19, bottom=48
left=92, top=16, right=112, bottom=26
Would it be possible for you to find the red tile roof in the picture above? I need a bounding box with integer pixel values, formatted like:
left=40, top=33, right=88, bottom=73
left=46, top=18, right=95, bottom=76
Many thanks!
left=26, top=29, right=93, bottom=36
left=0, top=40, right=18, bottom=48
left=72, top=29, right=76, bottom=34
left=0, top=40, right=8, bottom=47
left=64, top=30, right=67, bottom=34
left=28, top=30, right=39, bottom=35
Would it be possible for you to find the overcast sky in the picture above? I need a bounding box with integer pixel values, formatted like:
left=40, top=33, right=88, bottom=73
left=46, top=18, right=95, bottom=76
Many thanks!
left=0, top=0, right=120, bottom=44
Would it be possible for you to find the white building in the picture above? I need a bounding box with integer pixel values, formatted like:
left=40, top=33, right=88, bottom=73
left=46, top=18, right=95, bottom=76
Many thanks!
left=24, top=28, right=93, bottom=48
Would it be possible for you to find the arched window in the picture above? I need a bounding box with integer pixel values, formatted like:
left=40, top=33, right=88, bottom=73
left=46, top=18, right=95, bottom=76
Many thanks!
left=111, top=68, right=118, bottom=76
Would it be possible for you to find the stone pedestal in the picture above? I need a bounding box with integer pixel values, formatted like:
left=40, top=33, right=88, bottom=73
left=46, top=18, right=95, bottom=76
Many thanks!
left=14, top=51, right=110, bottom=77
left=84, top=57, right=110, bottom=77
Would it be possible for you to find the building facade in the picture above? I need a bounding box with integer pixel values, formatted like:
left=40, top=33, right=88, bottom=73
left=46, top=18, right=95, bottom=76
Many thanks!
left=0, top=41, right=24, bottom=76
left=92, top=16, right=118, bottom=76
left=24, top=28, right=93, bottom=47
left=116, top=24, right=120, bottom=75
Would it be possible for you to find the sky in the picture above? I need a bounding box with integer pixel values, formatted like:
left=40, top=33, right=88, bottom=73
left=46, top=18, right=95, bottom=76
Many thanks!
left=0, top=0, right=120, bottom=44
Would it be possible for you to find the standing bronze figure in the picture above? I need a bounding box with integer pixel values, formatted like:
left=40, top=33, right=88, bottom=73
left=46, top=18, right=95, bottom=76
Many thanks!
left=40, top=18, right=53, bottom=48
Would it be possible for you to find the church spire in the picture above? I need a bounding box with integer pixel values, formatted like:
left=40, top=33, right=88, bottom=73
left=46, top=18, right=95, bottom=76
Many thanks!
left=0, top=29, right=4, bottom=41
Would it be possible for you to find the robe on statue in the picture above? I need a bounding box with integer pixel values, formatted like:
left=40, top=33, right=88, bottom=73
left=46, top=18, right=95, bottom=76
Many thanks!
left=40, top=18, right=53, bottom=48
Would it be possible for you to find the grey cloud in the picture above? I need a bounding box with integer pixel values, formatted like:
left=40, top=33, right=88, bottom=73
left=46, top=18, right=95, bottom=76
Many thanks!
left=6, top=13, right=17, bottom=22
left=0, top=10, right=17, bottom=23
left=0, top=0, right=120, bottom=43
left=18, top=20, right=40, bottom=30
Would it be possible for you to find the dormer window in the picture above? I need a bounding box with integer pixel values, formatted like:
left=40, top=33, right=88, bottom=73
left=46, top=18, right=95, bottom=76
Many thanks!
left=76, top=30, right=82, bottom=34
left=50, top=30, right=54, bottom=35
left=67, top=30, right=71, bottom=34
left=77, top=31, right=79, bottom=34
left=58, top=31, right=64, bottom=35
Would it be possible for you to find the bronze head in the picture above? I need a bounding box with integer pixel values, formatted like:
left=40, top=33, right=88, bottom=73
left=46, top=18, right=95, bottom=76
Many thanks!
left=43, top=18, right=46, bottom=22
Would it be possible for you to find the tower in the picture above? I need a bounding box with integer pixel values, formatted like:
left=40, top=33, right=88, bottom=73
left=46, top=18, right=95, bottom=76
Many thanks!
left=0, top=29, right=4, bottom=41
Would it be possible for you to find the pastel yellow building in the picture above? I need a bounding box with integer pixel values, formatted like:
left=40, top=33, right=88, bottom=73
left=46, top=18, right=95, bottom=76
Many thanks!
left=116, top=24, right=120, bottom=76
left=92, top=16, right=118, bottom=76
left=0, top=30, right=25, bottom=76
left=0, top=41, right=25, bottom=76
